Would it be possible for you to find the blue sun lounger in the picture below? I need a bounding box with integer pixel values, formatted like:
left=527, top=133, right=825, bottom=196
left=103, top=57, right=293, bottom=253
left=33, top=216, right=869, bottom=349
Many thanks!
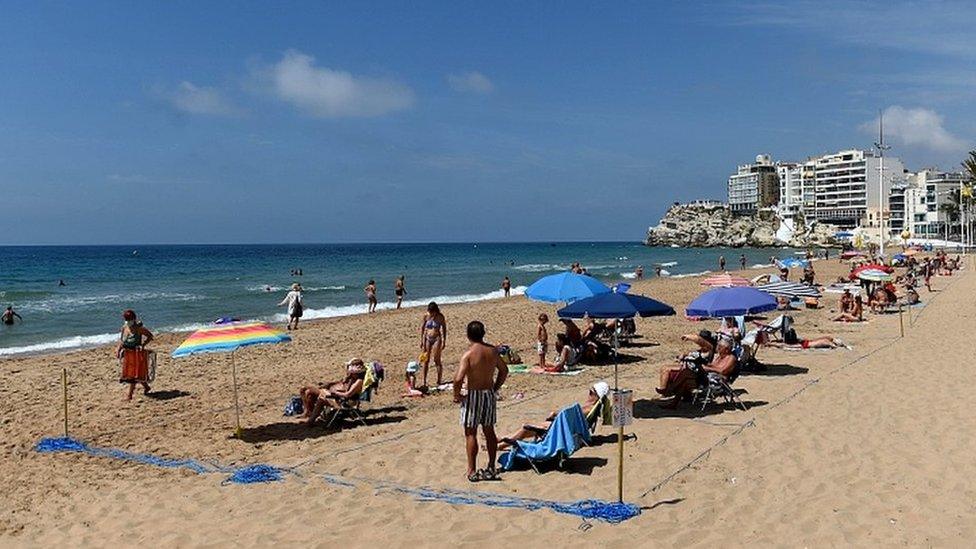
left=497, top=404, right=591, bottom=473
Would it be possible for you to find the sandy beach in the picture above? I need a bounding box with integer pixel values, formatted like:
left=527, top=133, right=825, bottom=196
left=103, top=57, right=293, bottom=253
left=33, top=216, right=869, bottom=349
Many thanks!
left=2, top=257, right=974, bottom=547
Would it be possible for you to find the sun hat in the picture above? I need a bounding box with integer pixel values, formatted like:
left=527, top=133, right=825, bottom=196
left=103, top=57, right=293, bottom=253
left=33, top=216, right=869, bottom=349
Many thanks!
left=406, top=361, right=419, bottom=374
left=592, top=381, right=610, bottom=399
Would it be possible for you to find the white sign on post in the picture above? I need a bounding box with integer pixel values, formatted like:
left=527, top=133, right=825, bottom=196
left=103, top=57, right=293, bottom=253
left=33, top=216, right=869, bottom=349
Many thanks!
left=612, top=389, right=633, bottom=427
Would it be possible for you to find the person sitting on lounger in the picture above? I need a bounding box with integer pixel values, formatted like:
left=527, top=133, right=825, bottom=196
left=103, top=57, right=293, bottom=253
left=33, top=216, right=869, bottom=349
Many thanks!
left=656, top=338, right=737, bottom=407
left=299, top=358, right=367, bottom=425
left=497, top=381, right=609, bottom=450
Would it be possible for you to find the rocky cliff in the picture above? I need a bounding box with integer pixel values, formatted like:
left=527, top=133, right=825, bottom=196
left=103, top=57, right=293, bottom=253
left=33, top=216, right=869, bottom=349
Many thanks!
left=644, top=202, right=837, bottom=248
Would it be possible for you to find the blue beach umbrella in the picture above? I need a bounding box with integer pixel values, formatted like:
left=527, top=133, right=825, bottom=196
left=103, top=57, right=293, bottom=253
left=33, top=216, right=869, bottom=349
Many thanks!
left=778, top=257, right=809, bottom=269
left=686, top=287, right=778, bottom=318
left=557, top=292, right=675, bottom=319
left=525, top=272, right=611, bottom=303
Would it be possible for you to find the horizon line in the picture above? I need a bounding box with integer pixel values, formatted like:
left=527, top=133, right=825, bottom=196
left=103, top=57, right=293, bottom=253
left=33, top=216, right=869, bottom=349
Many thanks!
left=0, top=239, right=643, bottom=248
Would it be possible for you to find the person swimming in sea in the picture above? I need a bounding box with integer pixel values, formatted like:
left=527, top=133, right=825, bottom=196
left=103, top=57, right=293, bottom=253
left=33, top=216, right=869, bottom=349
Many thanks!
left=2, top=306, right=22, bottom=325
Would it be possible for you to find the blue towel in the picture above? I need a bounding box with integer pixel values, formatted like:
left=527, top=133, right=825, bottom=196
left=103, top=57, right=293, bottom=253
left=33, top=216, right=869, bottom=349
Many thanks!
left=498, top=404, right=591, bottom=471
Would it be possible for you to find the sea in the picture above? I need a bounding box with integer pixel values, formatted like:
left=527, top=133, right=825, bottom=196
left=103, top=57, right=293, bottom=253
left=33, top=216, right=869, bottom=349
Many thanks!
left=0, top=243, right=797, bottom=357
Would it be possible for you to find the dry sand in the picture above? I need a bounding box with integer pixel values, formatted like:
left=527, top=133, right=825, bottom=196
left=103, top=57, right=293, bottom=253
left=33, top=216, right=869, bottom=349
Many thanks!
left=2, top=257, right=974, bottom=547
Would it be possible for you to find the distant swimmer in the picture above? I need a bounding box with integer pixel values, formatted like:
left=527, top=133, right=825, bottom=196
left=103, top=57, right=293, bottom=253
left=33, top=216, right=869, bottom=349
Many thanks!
left=58, top=279, right=66, bottom=287
left=265, top=285, right=272, bottom=292
left=2, top=306, right=22, bottom=325
left=501, top=276, right=511, bottom=297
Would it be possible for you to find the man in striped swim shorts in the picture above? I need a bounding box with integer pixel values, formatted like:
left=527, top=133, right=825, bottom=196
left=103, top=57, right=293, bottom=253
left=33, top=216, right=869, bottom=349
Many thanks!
left=454, top=320, right=509, bottom=482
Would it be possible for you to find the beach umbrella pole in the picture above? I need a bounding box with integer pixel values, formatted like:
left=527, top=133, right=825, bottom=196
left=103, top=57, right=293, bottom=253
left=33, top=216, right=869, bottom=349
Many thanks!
left=613, top=321, right=624, bottom=503
left=231, top=351, right=242, bottom=438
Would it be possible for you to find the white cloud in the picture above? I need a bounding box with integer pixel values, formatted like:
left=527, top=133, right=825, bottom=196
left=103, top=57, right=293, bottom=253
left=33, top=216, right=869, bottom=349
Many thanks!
left=447, top=71, right=494, bottom=94
left=159, top=81, right=239, bottom=116
left=860, top=106, right=967, bottom=153
left=256, top=50, right=414, bottom=118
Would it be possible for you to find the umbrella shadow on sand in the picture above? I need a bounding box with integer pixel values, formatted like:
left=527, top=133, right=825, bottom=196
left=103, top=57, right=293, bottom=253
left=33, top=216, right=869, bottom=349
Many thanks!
left=632, top=397, right=768, bottom=420
left=740, top=363, right=809, bottom=376
left=238, top=407, right=408, bottom=443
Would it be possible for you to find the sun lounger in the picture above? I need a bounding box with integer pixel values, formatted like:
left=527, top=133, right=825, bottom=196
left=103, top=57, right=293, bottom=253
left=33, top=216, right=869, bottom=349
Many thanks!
left=498, top=404, right=591, bottom=473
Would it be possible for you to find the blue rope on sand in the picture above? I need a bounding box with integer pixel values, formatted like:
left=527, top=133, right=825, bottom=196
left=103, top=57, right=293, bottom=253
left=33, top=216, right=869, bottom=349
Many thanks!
left=35, top=436, right=283, bottom=484
left=322, top=474, right=640, bottom=523
left=223, top=464, right=285, bottom=484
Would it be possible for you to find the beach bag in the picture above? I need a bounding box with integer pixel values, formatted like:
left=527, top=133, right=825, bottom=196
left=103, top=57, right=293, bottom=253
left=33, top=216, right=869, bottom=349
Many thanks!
left=283, top=396, right=304, bottom=416
left=783, top=327, right=799, bottom=346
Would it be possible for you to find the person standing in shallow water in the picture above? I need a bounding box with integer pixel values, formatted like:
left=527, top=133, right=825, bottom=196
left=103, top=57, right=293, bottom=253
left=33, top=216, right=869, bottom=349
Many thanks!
left=501, top=276, right=511, bottom=297
left=2, top=306, right=22, bottom=325
left=278, top=283, right=303, bottom=330
left=740, top=254, right=746, bottom=270
left=394, top=275, right=406, bottom=309
left=719, top=255, right=726, bottom=271
left=364, top=280, right=377, bottom=313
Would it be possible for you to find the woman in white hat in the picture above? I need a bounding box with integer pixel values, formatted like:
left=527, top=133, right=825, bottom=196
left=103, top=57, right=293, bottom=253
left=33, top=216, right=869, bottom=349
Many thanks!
left=278, top=283, right=304, bottom=330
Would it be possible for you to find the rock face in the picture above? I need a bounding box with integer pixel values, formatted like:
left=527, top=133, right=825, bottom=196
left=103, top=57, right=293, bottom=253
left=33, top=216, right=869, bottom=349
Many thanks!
left=644, top=202, right=838, bottom=248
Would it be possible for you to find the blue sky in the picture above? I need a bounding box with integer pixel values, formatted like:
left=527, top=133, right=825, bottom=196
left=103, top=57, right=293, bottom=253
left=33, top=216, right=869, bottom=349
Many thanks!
left=1, top=1, right=973, bottom=244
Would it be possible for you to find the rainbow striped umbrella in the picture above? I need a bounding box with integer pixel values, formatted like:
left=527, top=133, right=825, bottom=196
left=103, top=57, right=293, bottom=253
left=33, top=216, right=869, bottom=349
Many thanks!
left=172, top=321, right=291, bottom=358
left=172, top=321, right=291, bottom=437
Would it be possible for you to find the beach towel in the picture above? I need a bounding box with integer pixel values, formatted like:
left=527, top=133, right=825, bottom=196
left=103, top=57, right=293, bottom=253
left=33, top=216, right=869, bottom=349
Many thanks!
left=498, top=404, right=590, bottom=471
left=507, top=364, right=585, bottom=376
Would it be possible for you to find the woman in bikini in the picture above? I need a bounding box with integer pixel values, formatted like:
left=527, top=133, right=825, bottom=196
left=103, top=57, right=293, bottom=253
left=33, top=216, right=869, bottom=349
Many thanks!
left=364, top=280, right=378, bottom=313
left=420, top=301, right=447, bottom=387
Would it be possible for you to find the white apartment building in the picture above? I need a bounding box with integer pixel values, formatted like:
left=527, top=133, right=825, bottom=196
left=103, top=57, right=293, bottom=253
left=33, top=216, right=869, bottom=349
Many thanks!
left=776, top=162, right=802, bottom=216
left=728, top=154, right=780, bottom=215
left=901, top=169, right=965, bottom=238
left=811, top=149, right=905, bottom=230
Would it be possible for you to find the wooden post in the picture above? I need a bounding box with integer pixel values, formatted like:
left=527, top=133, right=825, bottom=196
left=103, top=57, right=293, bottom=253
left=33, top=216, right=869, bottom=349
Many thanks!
left=899, top=304, right=905, bottom=337
left=61, top=368, right=69, bottom=437
left=231, top=352, right=243, bottom=439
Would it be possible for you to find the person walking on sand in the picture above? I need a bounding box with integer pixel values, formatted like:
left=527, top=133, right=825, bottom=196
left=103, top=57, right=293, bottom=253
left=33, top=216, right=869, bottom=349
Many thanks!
left=719, top=255, right=726, bottom=271
left=739, top=254, right=746, bottom=270
left=394, top=275, right=406, bottom=309
left=2, top=306, right=22, bottom=325
left=420, top=302, right=447, bottom=387
left=454, top=320, right=508, bottom=482
left=501, top=276, right=511, bottom=297
left=278, top=283, right=304, bottom=330
left=364, top=279, right=378, bottom=313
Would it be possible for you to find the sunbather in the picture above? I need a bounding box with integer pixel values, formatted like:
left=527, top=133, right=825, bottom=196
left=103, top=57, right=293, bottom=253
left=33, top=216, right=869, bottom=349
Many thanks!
left=545, top=333, right=578, bottom=372
left=833, top=295, right=864, bottom=322
left=299, top=359, right=367, bottom=425
left=656, top=338, right=736, bottom=407
left=497, top=381, right=609, bottom=450
left=772, top=328, right=848, bottom=349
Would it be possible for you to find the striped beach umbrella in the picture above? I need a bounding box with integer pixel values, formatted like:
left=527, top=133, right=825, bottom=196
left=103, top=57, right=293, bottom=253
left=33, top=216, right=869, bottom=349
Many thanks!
left=700, top=273, right=751, bottom=287
left=172, top=321, right=291, bottom=437
left=756, top=281, right=822, bottom=298
left=856, top=269, right=894, bottom=282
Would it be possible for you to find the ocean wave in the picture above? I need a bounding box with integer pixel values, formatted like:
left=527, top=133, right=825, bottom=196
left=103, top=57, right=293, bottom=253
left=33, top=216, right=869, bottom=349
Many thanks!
left=247, top=285, right=346, bottom=292
left=670, top=270, right=711, bottom=279
left=750, top=263, right=775, bottom=269
left=658, top=261, right=677, bottom=267
left=272, top=286, right=529, bottom=322
left=0, top=332, right=119, bottom=357
left=619, top=272, right=637, bottom=279
left=19, top=292, right=205, bottom=313
left=513, top=264, right=570, bottom=273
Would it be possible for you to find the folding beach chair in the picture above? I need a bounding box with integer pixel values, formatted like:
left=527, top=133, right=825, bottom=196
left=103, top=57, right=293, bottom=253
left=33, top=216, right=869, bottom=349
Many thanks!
left=498, top=404, right=591, bottom=474
left=326, top=362, right=384, bottom=428
left=690, top=359, right=747, bottom=412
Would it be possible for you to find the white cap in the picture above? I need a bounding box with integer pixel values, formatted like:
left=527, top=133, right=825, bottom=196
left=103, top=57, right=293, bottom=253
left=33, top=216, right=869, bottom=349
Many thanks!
left=592, top=381, right=610, bottom=399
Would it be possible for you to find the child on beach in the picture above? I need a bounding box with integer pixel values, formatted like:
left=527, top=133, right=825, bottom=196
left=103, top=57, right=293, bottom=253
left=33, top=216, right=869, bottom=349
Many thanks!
left=536, top=313, right=549, bottom=369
